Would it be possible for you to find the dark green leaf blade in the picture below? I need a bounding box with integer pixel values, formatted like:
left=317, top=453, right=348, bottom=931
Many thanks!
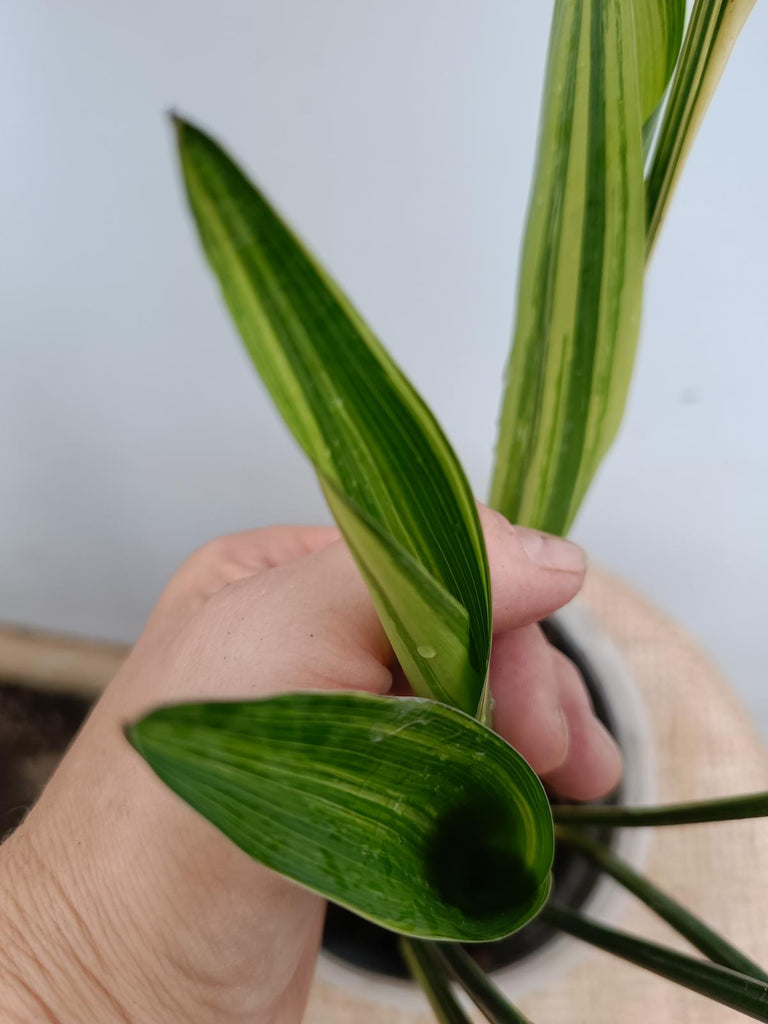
left=544, top=903, right=768, bottom=1021
left=490, top=0, right=645, bottom=535
left=128, top=693, right=554, bottom=941
left=558, top=826, right=768, bottom=981
left=175, top=117, right=491, bottom=716
left=553, top=791, right=768, bottom=827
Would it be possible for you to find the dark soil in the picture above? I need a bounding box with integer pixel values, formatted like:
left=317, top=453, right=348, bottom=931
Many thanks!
left=0, top=682, right=92, bottom=838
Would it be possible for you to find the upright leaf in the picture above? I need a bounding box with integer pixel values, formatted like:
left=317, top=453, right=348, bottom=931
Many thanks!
left=490, top=0, right=645, bottom=535
left=646, top=0, right=757, bottom=251
left=128, top=693, right=554, bottom=941
left=176, top=118, right=491, bottom=716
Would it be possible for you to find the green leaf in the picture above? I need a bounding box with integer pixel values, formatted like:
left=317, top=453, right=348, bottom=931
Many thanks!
left=489, top=0, right=645, bottom=536
left=543, top=903, right=768, bottom=1022
left=175, top=117, right=491, bottom=717
left=400, top=939, right=474, bottom=1024
left=646, top=0, right=757, bottom=251
left=553, top=790, right=768, bottom=827
left=635, top=0, right=686, bottom=126
left=127, top=693, right=554, bottom=941
left=432, top=941, right=535, bottom=1024
left=324, top=482, right=479, bottom=712
left=558, top=826, right=768, bottom=981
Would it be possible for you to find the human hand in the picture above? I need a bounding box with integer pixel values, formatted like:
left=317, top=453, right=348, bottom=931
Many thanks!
left=0, top=508, right=620, bottom=1023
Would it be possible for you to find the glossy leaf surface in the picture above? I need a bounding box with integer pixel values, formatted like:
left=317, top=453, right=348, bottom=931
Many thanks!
left=176, top=118, right=491, bottom=716
left=490, top=0, right=645, bottom=535
left=128, top=693, right=553, bottom=941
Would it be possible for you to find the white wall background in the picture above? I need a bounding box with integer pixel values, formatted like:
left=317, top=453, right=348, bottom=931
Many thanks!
left=2, top=2, right=766, bottom=736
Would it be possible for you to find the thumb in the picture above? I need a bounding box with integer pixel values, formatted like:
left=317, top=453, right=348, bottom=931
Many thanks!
left=479, top=505, right=587, bottom=633
left=181, top=508, right=586, bottom=706
left=227, top=507, right=586, bottom=704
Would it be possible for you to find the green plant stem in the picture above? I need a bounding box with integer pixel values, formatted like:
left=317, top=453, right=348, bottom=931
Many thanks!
left=428, top=942, right=533, bottom=1024
left=400, top=939, right=473, bottom=1024
left=543, top=903, right=768, bottom=1021
left=553, top=791, right=768, bottom=828
left=557, top=826, right=768, bottom=981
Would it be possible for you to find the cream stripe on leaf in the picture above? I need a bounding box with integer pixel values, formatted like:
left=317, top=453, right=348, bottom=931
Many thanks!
left=175, top=118, right=491, bottom=718
left=490, top=0, right=645, bottom=536
left=646, top=0, right=757, bottom=252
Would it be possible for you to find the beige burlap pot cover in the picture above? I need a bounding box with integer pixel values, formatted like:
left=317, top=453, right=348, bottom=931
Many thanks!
left=305, top=569, right=768, bottom=1024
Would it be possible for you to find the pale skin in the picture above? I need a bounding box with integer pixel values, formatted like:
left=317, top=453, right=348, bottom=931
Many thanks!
left=0, top=507, right=621, bottom=1023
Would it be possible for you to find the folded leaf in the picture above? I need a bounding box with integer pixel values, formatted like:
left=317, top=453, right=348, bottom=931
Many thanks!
left=324, top=481, right=479, bottom=713
left=635, top=0, right=686, bottom=126
left=127, top=693, right=553, bottom=941
left=646, top=0, right=757, bottom=251
left=176, top=117, right=491, bottom=716
left=490, top=0, right=645, bottom=535
left=635, top=0, right=686, bottom=157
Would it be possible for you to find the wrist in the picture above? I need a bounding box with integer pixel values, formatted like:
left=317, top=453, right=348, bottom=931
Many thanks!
left=1, top=702, right=322, bottom=1024
left=0, top=821, right=114, bottom=1023
left=0, top=748, right=200, bottom=1023
left=0, top=853, right=53, bottom=1023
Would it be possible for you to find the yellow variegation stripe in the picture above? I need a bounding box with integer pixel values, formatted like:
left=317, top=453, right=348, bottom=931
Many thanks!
left=176, top=119, right=491, bottom=716
left=646, top=0, right=757, bottom=251
left=323, top=480, right=474, bottom=709
left=490, top=0, right=645, bottom=536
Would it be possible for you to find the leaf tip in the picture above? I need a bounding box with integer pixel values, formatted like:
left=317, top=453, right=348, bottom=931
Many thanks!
left=123, top=717, right=146, bottom=759
left=167, top=111, right=206, bottom=156
left=167, top=108, right=188, bottom=140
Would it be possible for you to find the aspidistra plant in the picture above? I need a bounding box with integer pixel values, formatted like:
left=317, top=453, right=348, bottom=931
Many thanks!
left=490, top=0, right=757, bottom=536
left=129, top=117, right=555, bottom=944
left=128, top=0, right=767, bottom=1020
